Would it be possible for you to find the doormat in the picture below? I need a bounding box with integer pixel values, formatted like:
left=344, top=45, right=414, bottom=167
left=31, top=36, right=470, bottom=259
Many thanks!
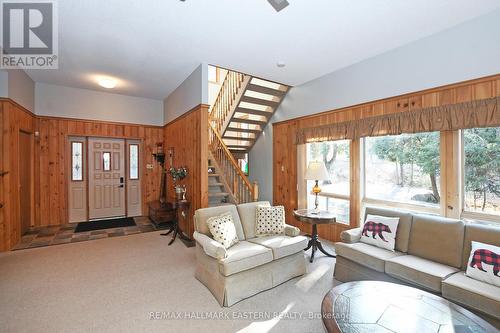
left=75, top=217, right=136, bottom=233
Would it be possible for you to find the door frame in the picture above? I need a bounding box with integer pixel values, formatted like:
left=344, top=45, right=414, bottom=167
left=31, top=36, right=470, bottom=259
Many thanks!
left=67, top=135, right=144, bottom=223
left=19, top=130, right=34, bottom=231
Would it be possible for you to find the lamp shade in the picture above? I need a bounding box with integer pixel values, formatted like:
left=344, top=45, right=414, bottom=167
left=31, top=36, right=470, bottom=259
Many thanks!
left=304, top=161, right=330, bottom=181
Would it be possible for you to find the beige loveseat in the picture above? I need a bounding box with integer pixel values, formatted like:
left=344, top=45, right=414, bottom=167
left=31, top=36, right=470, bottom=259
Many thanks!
left=334, top=207, right=500, bottom=323
left=193, top=201, right=308, bottom=306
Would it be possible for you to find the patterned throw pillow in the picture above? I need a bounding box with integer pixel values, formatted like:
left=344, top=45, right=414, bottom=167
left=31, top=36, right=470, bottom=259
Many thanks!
left=359, top=214, right=399, bottom=251
left=206, top=212, right=239, bottom=249
left=466, top=241, right=500, bottom=287
left=256, top=205, right=285, bottom=236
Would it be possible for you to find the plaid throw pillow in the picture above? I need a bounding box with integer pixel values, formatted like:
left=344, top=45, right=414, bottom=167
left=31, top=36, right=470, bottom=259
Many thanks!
left=256, top=205, right=285, bottom=236
left=466, top=241, right=500, bottom=287
left=206, top=212, right=239, bottom=249
left=359, top=214, right=399, bottom=251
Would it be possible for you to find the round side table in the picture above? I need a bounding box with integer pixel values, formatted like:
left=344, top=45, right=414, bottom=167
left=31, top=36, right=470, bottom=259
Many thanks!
left=293, top=209, right=336, bottom=262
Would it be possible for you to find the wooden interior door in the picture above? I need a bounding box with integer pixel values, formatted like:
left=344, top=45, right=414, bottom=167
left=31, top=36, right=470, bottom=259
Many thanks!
left=19, top=131, right=32, bottom=234
left=88, top=138, right=126, bottom=220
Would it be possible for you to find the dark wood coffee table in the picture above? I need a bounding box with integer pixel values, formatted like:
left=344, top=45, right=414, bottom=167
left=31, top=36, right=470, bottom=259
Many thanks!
left=321, top=281, right=497, bottom=333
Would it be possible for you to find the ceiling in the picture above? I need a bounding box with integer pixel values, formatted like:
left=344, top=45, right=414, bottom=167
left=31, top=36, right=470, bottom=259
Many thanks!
left=25, top=0, right=500, bottom=100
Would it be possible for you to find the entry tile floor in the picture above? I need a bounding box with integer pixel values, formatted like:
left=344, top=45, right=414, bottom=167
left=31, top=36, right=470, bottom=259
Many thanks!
left=12, top=217, right=161, bottom=250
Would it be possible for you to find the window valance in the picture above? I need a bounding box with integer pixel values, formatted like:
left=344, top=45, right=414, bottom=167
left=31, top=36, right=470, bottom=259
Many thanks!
left=295, top=96, right=499, bottom=144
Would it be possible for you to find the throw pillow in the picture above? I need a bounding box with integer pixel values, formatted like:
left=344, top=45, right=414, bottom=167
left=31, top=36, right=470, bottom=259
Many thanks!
left=360, top=214, right=399, bottom=251
left=466, top=241, right=500, bottom=287
left=256, top=205, right=285, bottom=236
left=206, top=212, right=239, bottom=249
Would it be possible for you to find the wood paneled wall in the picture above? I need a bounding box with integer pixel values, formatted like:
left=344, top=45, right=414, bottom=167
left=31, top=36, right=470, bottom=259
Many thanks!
left=164, top=104, right=209, bottom=239
left=0, top=98, right=164, bottom=250
left=273, top=74, right=500, bottom=243
left=35, top=117, right=164, bottom=227
left=1, top=100, right=36, bottom=251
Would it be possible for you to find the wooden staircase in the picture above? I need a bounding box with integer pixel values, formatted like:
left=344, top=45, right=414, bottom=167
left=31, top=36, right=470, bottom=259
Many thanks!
left=208, top=69, right=289, bottom=206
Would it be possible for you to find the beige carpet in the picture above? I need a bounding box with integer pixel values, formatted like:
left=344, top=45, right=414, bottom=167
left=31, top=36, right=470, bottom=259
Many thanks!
left=0, top=231, right=339, bottom=333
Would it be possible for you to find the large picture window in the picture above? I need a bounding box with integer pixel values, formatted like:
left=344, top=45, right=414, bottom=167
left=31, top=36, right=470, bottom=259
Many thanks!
left=306, top=140, right=350, bottom=223
left=364, top=132, right=441, bottom=208
left=463, top=127, right=499, bottom=217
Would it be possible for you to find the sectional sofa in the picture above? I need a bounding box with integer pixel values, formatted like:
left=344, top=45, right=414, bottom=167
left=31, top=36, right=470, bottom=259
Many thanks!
left=193, top=201, right=308, bottom=306
left=334, top=206, right=500, bottom=324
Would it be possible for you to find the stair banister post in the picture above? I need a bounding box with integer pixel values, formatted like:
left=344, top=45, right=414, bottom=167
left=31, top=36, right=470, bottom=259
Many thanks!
left=253, top=181, right=259, bottom=202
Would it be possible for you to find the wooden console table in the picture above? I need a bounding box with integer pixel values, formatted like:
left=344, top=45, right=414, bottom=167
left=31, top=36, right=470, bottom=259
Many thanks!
left=148, top=200, right=193, bottom=246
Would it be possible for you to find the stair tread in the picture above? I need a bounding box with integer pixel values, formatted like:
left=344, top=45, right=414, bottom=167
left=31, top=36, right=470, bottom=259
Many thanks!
left=208, top=182, right=224, bottom=186
left=226, top=127, right=260, bottom=134
left=240, top=96, right=279, bottom=107
left=235, top=107, right=273, bottom=117
left=208, top=173, right=220, bottom=176
left=223, top=136, right=255, bottom=141
left=247, top=83, right=285, bottom=97
left=230, top=118, right=267, bottom=126
left=209, top=192, right=229, bottom=197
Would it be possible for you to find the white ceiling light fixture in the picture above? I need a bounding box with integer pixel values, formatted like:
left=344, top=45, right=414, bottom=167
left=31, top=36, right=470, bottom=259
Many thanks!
left=277, top=61, right=286, bottom=68
left=267, top=0, right=289, bottom=12
left=98, top=78, right=117, bottom=89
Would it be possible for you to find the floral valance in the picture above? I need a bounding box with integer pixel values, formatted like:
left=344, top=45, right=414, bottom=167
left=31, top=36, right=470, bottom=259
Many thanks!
left=295, top=96, right=499, bottom=144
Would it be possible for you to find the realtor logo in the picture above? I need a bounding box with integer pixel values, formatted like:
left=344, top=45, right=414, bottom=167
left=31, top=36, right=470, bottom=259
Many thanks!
left=1, top=0, right=58, bottom=69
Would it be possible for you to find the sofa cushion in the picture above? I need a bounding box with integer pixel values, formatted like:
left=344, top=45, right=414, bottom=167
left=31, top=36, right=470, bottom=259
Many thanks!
left=408, top=215, right=464, bottom=268
left=256, top=205, right=286, bottom=236
left=465, top=241, right=500, bottom=287
left=462, top=222, right=500, bottom=269
left=218, top=241, right=273, bottom=276
left=335, top=242, right=404, bottom=273
left=385, top=255, right=459, bottom=292
left=442, top=272, right=500, bottom=320
left=364, top=206, right=413, bottom=253
left=360, top=214, right=400, bottom=251
left=206, top=212, right=239, bottom=249
left=248, top=235, right=308, bottom=260
left=237, top=201, right=270, bottom=239
left=195, top=205, right=245, bottom=240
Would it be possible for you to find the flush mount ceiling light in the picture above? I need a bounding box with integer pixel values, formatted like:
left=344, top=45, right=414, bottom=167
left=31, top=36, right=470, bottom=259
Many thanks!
left=267, top=0, right=289, bottom=12
left=277, top=61, right=286, bottom=68
left=98, top=78, right=117, bottom=89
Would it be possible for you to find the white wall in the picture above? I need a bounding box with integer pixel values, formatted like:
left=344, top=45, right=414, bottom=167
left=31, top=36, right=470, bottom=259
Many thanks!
left=163, top=63, right=208, bottom=124
left=0, top=69, right=35, bottom=112
left=0, top=71, right=7, bottom=97
left=250, top=9, right=500, bottom=202
left=35, top=83, right=164, bottom=126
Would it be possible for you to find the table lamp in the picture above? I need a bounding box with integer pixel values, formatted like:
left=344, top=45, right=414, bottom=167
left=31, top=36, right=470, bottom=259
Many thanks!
left=304, top=161, right=330, bottom=213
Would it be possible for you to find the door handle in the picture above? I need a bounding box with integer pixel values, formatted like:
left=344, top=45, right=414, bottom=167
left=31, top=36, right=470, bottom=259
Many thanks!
left=0, top=171, right=8, bottom=177
left=118, top=184, right=124, bottom=188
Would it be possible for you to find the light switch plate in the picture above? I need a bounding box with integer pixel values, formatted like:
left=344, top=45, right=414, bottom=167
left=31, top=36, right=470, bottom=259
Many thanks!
left=146, top=164, right=154, bottom=170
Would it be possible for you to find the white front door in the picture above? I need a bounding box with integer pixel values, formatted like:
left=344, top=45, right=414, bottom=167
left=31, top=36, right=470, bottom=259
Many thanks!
left=88, top=138, right=126, bottom=220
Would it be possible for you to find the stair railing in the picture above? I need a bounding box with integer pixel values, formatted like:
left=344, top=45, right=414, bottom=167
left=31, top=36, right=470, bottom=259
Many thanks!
left=209, top=123, right=258, bottom=203
left=209, top=71, right=247, bottom=135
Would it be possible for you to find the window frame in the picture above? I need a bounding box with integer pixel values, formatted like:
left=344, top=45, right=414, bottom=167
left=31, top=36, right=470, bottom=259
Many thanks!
left=71, top=141, right=84, bottom=182
left=360, top=132, right=443, bottom=216
left=460, top=128, right=500, bottom=224
left=298, top=140, right=352, bottom=225
left=129, top=143, right=140, bottom=180
left=102, top=152, right=112, bottom=171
